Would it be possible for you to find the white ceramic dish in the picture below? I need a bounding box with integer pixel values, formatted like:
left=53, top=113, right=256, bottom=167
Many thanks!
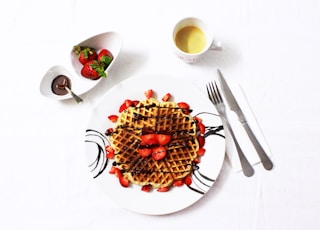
left=71, top=31, right=122, bottom=81
left=40, top=32, right=122, bottom=100
left=39, top=65, right=76, bottom=100
left=85, top=74, right=225, bottom=215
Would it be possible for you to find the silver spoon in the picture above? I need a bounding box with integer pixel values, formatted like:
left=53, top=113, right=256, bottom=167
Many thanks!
left=64, top=86, right=83, bottom=103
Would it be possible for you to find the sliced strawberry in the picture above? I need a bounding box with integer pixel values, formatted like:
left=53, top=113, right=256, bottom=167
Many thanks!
left=109, top=166, right=121, bottom=178
left=119, top=176, right=130, bottom=187
left=138, top=148, right=152, bottom=157
left=193, top=116, right=203, bottom=123
left=125, top=99, right=133, bottom=107
left=119, top=102, right=127, bottom=112
left=140, top=134, right=158, bottom=145
left=132, top=100, right=140, bottom=106
left=198, top=135, right=205, bottom=148
left=144, top=89, right=153, bottom=99
left=173, top=180, right=184, bottom=187
left=157, top=187, right=169, bottom=192
left=108, top=115, right=118, bottom=122
left=105, top=145, right=115, bottom=159
left=198, top=122, right=206, bottom=134
left=152, top=146, right=166, bottom=161
left=119, top=99, right=133, bottom=112
left=177, top=102, right=191, bottom=114
left=141, top=185, right=152, bottom=192
left=105, top=128, right=114, bottom=135
left=162, top=93, right=171, bottom=102
left=183, top=175, right=192, bottom=186
left=197, top=147, right=206, bottom=156
left=193, top=158, right=201, bottom=164
left=156, top=134, right=171, bottom=145
left=109, top=166, right=117, bottom=174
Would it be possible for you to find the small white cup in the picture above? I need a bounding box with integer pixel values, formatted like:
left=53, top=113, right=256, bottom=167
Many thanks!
left=172, top=17, right=222, bottom=63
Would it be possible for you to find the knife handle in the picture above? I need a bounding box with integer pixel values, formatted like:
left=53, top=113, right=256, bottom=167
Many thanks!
left=242, top=121, right=273, bottom=170
left=222, top=118, right=254, bottom=177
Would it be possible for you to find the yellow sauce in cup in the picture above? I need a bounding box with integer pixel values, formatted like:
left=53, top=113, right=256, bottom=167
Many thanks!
left=175, top=26, right=206, bottom=54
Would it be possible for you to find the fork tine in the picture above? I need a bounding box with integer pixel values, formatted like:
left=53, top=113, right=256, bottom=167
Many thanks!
left=214, top=81, right=223, bottom=103
left=207, top=82, right=215, bottom=104
left=206, top=84, right=213, bottom=102
left=209, top=82, right=217, bottom=104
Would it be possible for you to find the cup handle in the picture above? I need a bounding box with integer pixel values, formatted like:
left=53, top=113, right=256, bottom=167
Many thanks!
left=209, top=40, right=223, bottom=51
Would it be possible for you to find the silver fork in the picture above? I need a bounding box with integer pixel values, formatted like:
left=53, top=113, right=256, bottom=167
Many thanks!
left=206, top=81, right=254, bottom=177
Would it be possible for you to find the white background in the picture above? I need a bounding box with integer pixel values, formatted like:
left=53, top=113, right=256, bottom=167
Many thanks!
left=1, top=0, right=320, bottom=229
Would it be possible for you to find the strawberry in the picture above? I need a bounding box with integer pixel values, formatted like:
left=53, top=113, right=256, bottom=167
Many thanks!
left=138, top=148, right=152, bottom=157
left=197, top=147, right=206, bottom=156
left=105, top=128, right=114, bottom=135
left=73, top=46, right=98, bottom=65
left=119, top=175, right=130, bottom=187
left=119, top=102, right=127, bottom=112
left=132, top=100, right=140, bottom=107
left=173, top=180, right=184, bottom=187
left=140, top=134, right=158, bottom=145
left=108, top=115, right=118, bottom=122
left=152, top=146, right=166, bottom=161
left=109, top=166, right=121, bottom=178
left=198, top=122, right=206, bottom=134
left=98, top=49, right=113, bottom=68
left=193, top=158, right=201, bottom=164
left=156, top=134, right=171, bottom=145
left=144, top=89, right=153, bottom=99
left=198, top=135, right=205, bottom=148
left=177, top=102, right=191, bottom=114
left=183, top=175, right=192, bottom=186
left=141, top=185, right=152, bottom=192
left=105, top=145, right=115, bottom=159
left=81, top=60, right=106, bottom=80
left=162, top=93, right=171, bottom=102
left=157, top=187, right=169, bottom=192
left=125, top=99, right=133, bottom=107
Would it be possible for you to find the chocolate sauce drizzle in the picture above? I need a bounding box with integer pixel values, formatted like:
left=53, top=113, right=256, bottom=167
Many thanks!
left=85, top=109, right=224, bottom=195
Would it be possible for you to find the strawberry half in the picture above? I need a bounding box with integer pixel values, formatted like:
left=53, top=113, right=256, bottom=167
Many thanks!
left=162, top=93, right=171, bottom=102
left=152, top=146, right=166, bottom=161
left=156, top=134, right=171, bottom=145
left=140, top=134, right=158, bottom=145
left=138, top=148, right=152, bottom=157
left=177, top=102, right=191, bottom=114
left=73, top=46, right=98, bottom=65
left=141, top=185, right=152, bottom=192
left=144, top=89, right=153, bottom=99
left=81, top=60, right=106, bottom=80
left=119, top=175, right=130, bottom=187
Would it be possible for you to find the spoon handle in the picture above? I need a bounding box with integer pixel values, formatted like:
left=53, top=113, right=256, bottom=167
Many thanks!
left=65, top=86, right=83, bottom=103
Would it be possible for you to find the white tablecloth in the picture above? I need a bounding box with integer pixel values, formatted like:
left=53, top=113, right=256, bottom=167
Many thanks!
left=1, top=0, right=320, bottom=229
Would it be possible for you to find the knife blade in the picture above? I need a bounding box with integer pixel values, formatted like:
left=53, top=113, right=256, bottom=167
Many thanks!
left=217, top=69, right=273, bottom=170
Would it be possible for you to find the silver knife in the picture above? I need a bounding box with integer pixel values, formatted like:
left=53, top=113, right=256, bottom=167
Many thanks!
left=217, top=69, right=273, bottom=170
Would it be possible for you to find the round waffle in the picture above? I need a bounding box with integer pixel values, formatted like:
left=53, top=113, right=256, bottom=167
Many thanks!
left=109, top=97, right=199, bottom=189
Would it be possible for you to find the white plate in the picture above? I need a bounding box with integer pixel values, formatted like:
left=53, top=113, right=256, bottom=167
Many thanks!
left=85, top=74, right=225, bottom=215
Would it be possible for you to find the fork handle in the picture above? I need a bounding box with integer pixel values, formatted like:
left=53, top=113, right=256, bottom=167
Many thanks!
left=241, top=121, right=273, bottom=170
left=222, top=118, right=254, bottom=177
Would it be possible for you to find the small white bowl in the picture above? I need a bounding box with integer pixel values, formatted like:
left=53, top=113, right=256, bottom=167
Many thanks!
left=40, top=65, right=76, bottom=100
left=71, top=31, right=122, bottom=80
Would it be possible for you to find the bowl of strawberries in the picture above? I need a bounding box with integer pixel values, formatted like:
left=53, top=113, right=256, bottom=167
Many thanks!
left=71, top=31, right=122, bottom=81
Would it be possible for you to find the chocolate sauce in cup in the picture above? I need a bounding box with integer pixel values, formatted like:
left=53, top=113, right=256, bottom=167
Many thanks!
left=51, top=75, right=83, bottom=103
left=51, top=75, right=72, bottom=95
